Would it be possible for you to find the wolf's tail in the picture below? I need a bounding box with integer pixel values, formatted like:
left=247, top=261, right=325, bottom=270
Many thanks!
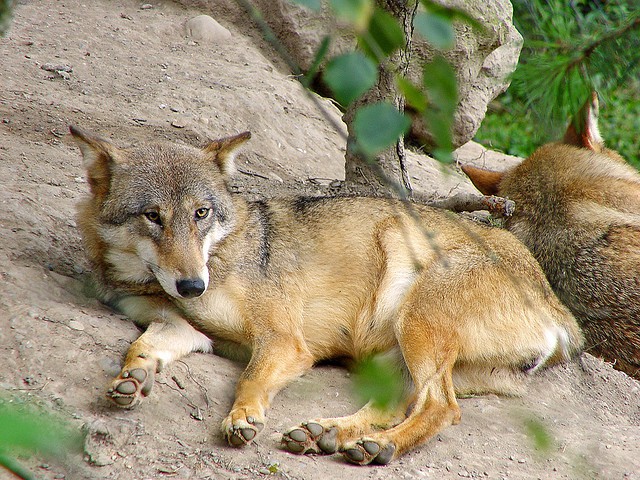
left=546, top=302, right=584, bottom=367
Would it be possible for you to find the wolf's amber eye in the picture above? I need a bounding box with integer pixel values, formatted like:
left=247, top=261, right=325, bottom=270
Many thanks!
left=195, top=208, right=210, bottom=220
left=144, top=211, right=161, bottom=225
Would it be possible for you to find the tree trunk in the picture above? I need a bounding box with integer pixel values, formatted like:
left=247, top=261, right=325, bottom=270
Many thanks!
left=343, top=0, right=418, bottom=198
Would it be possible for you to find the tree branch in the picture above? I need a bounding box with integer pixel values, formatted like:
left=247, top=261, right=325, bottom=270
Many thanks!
left=425, top=193, right=515, bottom=218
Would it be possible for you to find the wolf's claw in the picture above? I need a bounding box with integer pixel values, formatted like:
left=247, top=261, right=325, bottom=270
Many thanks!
left=341, top=439, right=395, bottom=465
left=282, top=422, right=338, bottom=455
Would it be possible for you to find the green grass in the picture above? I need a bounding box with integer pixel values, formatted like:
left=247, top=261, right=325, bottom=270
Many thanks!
left=475, top=86, right=640, bottom=170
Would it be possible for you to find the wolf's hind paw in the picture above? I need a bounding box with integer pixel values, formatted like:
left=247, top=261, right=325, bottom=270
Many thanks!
left=342, top=439, right=395, bottom=465
left=107, top=367, right=154, bottom=408
left=282, top=422, right=338, bottom=455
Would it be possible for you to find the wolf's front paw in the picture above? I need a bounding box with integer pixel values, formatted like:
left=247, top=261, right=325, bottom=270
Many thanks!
left=341, top=438, right=396, bottom=466
left=282, top=422, right=338, bottom=455
left=107, top=359, right=156, bottom=408
left=222, top=409, right=265, bottom=447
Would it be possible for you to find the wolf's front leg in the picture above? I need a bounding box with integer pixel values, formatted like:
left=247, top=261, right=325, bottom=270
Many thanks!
left=107, top=296, right=212, bottom=408
left=222, top=334, right=313, bottom=446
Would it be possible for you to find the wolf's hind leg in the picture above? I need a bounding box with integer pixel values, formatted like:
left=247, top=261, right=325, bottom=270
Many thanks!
left=107, top=296, right=212, bottom=408
left=341, top=297, right=461, bottom=465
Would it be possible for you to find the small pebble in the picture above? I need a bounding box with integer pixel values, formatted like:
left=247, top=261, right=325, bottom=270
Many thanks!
left=184, top=15, right=231, bottom=44
left=269, top=172, right=284, bottom=183
left=190, top=407, right=203, bottom=421
left=68, top=320, right=85, bottom=331
left=41, top=63, right=72, bottom=73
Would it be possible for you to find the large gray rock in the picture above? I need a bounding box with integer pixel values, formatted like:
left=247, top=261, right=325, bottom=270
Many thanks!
left=408, top=0, right=523, bottom=148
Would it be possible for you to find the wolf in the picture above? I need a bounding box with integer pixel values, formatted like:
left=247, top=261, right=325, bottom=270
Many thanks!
left=70, top=125, right=582, bottom=465
left=463, top=93, right=640, bottom=380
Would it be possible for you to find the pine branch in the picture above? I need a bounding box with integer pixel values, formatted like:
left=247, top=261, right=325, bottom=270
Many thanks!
left=566, top=15, right=640, bottom=71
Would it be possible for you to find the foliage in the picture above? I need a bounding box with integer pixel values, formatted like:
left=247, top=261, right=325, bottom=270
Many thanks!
left=475, top=0, right=640, bottom=167
left=0, top=396, right=84, bottom=479
left=290, top=0, right=471, bottom=163
left=323, top=52, right=378, bottom=105
left=0, top=0, right=15, bottom=36
left=523, top=416, right=553, bottom=452
left=352, top=354, right=404, bottom=410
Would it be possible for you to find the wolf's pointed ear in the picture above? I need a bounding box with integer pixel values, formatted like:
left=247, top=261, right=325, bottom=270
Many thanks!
left=563, top=91, right=604, bottom=152
left=69, top=126, right=123, bottom=196
left=203, top=131, right=251, bottom=177
left=461, top=165, right=504, bottom=196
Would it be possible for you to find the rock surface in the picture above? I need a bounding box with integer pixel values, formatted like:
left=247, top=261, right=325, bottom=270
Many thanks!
left=190, top=0, right=522, bottom=148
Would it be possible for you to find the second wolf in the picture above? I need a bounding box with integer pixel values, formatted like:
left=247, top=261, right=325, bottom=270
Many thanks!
left=464, top=93, right=640, bottom=379
left=71, top=126, right=582, bottom=465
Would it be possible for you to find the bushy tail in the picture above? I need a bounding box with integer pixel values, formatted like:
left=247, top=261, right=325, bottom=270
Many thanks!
left=546, top=302, right=584, bottom=367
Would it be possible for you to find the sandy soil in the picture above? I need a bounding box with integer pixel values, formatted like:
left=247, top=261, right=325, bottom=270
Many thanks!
left=1, top=1, right=639, bottom=479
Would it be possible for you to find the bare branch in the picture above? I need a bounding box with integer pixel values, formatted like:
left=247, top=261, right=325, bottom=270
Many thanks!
left=425, top=193, right=515, bottom=218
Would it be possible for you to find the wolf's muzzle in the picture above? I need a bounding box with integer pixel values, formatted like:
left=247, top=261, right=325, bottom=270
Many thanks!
left=176, top=278, right=206, bottom=298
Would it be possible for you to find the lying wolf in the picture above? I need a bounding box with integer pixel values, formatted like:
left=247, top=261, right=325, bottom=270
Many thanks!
left=70, top=126, right=582, bottom=465
left=463, top=93, right=640, bottom=380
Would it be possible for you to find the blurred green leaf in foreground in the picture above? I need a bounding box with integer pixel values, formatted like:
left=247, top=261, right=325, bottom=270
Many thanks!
left=352, top=354, right=404, bottom=410
left=0, top=397, right=84, bottom=479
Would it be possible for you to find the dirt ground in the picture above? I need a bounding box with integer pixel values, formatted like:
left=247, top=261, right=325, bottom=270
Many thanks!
left=1, top=1, right=639, bottom=479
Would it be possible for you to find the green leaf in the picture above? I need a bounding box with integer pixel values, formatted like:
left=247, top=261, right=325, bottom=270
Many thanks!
left=419, top=0, right=483, bottom=32
left=352, top=355, right=404, bottom=410
left=289, top=0, right=322, bottom=11
left=396, top=76, right=428, bottom=112
left=323, top=52, right=378, bottom=106
left=425, top=109, right=454, bottom=163
left=329, top=0, right=373, bottom=30
left=353, top=102, right=411, bottom=157
left=422, top=56, right=457, bottom=163
left=423, top=55, right=457, bottom=114
left=524, top=417, right=553, bottom=452
left=301, top=36, right=331, bottom=88
left=0, top=403, right=83, bottom=456
left=359, top=7, right=405, bottom=60
left=414, top=11, right=455, bottom=50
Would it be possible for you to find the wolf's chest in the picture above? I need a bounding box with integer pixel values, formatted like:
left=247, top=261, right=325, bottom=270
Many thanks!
left=177, top=286, right=246, bottom=343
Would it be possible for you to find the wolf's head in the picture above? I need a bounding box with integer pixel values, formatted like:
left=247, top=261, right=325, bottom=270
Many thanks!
left=71, top=126, right=251, bottom=299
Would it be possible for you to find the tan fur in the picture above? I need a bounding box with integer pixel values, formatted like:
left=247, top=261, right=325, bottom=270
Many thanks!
left=463, top=94, right=640, bottom=380
left=70, top=126, right=582, bottom=465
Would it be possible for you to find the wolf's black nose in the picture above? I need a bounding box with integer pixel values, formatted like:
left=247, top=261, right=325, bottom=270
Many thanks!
left=176, top=278, right=206, bottom=298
